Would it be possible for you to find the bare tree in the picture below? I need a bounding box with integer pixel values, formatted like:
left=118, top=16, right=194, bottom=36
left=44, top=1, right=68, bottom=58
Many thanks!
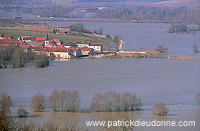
left=49, top=89, right=60, bottom=112
left=192, top=44, right=199, bottom=53
left=103, top=91, right=115, bottom=112
left=90, top=91, right=142, bottom=112
left=31, top=93, right=46, bottom=112
left=0, top=92, right=13, bottom=114
left=113, top=92, right=122, bottom=112
left=71, top=90, right=80, bottom=112
left=60, top=90, right=66, bottom=112
left=153, top=103, right=169, bottom=116
left=122, top=92, right=131, bottom=111
left=90, top=93, right=104, bottom=112
left=0, top=112, right=16, bottom=131
left=49, top=90, right=80, bottom=112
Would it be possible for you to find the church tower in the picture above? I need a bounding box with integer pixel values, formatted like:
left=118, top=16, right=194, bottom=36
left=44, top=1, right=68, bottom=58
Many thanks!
left=45, top=34, right=49, bottom=46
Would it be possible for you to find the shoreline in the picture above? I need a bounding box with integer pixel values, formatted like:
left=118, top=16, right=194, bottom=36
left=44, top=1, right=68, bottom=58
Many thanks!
left=1, top=18, right=199, bottom=24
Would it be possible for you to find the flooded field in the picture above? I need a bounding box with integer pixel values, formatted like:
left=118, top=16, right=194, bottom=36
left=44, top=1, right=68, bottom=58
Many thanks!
left=0, top=16, right=200, bottom=130
left=0, top=58, right=199, bottom=130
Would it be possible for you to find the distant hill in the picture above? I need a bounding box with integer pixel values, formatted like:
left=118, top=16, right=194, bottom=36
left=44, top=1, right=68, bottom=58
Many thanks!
left=0, top=0, right=55, bottom=5
left=145, top=0, right=199, bottom=8
left=1, top=0, right=199, bottom=8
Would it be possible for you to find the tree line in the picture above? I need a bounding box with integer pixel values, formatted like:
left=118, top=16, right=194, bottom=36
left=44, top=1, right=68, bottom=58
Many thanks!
left=1, top=91, right=200, bottom=130
left=94, top=7, right=200, bottom=23
left=0, top=46, right=49, bottom=68
left=167, top=24, right=200, bottom=34
left=32, top=90, right=142, bottom=113
left=1, top=3, right=199, bottom=23
left=0, top=90, right=142, bottom=114
left=90, top=91, right=142, bottom=112
left=0, top=0, right=55, bottom=5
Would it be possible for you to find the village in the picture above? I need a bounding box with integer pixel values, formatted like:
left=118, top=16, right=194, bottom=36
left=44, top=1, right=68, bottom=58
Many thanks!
left=0, top=33, right=103, bottom=59
left=1, top=32, right=193, bottom=61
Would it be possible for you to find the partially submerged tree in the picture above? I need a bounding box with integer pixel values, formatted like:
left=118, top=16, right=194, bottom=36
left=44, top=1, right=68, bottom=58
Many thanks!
left=167, top=24, right=189, bottom=34
left=11, top=48, right=27, bottom=68
left=49, top=89, right=60, bottom=112
left=0, top=92, right=13, bottom=115
left=0, top=46, right=49, bottom=68
left=17, top=107, right=29, bottom=117
left=31, top=93, right=46, bottom=112
left=90, top=93, right=104, bottom=112
left=90, top=91, right=142, bottom=112
left=33, top=53, right=49, bottom=68
left=192, top=44, right=199, bottom=53
left=49, top=90, right=80, bottom=112
left=155, top=45, right=168, bottom=53
left=153, top=102, right=169, bottom=116
left=0, top=46, right=15, bottom=68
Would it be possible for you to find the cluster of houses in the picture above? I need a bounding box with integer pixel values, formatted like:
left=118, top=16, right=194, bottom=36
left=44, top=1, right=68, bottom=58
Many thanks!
left=0, top=34, right=102, bottom=58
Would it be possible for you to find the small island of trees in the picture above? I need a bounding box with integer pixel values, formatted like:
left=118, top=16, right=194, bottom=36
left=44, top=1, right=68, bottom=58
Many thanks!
left=0, top=46, right=49, bottom=68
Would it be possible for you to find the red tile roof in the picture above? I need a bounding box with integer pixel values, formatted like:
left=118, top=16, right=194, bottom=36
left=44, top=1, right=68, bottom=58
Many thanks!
left=36, top=40, right=45, bottom=43
left=36, top=37, right=46, bottom=41
left=78, top=47, right=93, bottom=51
left=2, top=35, right=12, bottom=38
left=18, top=40, right=25, bottom=43
left=45, top=47, right=55, bottom=52
left=53, top=39, right=62, bottom=43
left=89, top=43, right=102, bottom=46
left=69, top=47, right=81, bottom=52
left=0, top=44, right=16, bottom=47
left=53, top=45, right=69, bottom=52
left=32, top=46, right=46, bottom=51
left=23, top=37, right=36, bottom=41
left=28, top=41, right=44, bottom=46
left=19, top=44, right=31, bottom=48
left=1, top=39, right=18, bottom=43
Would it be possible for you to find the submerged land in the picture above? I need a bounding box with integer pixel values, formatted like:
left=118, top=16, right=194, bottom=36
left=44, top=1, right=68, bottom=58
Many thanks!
left=0, top=0, right=200, bottom=130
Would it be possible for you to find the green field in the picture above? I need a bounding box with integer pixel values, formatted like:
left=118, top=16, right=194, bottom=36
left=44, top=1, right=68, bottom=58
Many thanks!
left=0, top=28, right=116, bottom=51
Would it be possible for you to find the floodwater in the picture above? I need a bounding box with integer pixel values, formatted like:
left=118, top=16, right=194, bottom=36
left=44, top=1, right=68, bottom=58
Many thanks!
left=0, top=16, right=200, bottom=130
left=0, top=58, right=200, bottom=130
